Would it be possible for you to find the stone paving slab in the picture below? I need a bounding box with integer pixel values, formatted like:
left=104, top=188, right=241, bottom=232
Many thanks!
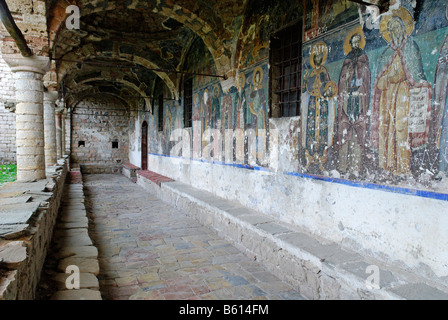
left=0, top=224, right=29, bottom=240
left=57, top=257, right=100, bottom=275
left=0, top=202, right=40, bottom=225
left=52, top=272, right=100, bottom=290
left=57, top=221, right=89, bottom=229
left=0, top=241, right=27, bottom=269
left=50, top=289, right=102, bottom=300
left=390, top=283, right=448, bottom=300
left=0, top=196, right=32, bottom=206
left=55, top=246, right=98, bottom=260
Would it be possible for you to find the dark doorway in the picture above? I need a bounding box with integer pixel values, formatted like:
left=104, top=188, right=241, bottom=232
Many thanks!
left=141, top=121, right=148, bottom=170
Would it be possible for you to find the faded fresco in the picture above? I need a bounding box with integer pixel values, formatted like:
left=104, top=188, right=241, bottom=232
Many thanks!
left=186, top=63, right=269, bottom=164
left=335, top=26, right=370, bottom=178
left=150, top=0, right=448, bottom=191
left=298, top=0, right=448, bottom=190
left=301, top=41, right=337, bottom=173
left=304, top=0, right=359, bottom=41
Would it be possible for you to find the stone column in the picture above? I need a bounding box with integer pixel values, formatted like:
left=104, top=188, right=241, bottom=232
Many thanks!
left=55, top=101, right=64, bottom=159
left=62, top=109, right=67, bottom=156
left=3, top=55, right=50, bottom=182
left=63, top=107, right=71, bottom=156
left=43, top=91, right=58, bottom=166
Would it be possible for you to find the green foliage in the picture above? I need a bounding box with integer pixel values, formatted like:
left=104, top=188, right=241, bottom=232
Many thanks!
left=0, top=164, right=17, bottom=186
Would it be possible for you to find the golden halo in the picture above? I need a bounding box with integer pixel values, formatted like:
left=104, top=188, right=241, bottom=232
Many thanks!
left=253, top=66, right=263, bottom=86
left=343, top=26, right=366, bottom=56
left=380, top=6, right=414, bottom=43
left=194, top=93, right=199, bottom=105
left=309, top=41, right=328, bottom=69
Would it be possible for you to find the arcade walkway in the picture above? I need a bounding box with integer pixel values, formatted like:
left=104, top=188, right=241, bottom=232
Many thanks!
left=82, top=174, right=304, bottom=300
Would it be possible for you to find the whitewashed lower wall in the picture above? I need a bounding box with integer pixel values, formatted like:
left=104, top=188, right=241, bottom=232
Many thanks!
left=146, top=152, right=448, bottom=281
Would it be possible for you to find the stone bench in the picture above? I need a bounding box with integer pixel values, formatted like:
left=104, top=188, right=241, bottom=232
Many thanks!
left=121, top=163, right=140, bottom=179
left=138, top=175, right=448, bottom=300
left=136, top=170, right=173, bottom=196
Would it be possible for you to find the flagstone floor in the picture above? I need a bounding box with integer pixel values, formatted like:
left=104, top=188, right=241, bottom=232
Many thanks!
left=82, top=174, right=304, bottom=300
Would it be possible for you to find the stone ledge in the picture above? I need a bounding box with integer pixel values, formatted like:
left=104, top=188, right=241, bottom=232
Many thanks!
left=0, top=158, right=68, bottom=300
left=141, top=178, right=448, bottom=300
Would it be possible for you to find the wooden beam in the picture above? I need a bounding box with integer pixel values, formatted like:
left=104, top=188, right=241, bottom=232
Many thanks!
left=0, top=0, right=33, bottom=57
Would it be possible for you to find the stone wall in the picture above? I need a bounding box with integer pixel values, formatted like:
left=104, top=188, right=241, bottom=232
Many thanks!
left=0, top=157, right=68, bottom=300
left=0, top=46, right=16, bottom=164
left=70, top=96, right=130, bottom=173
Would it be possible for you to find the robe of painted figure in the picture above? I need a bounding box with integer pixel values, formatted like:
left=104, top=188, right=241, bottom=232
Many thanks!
left=211, top=94, right=221, bottom=129
left=200, top=92, right=212, bottom=152
left=192, top=98, right=201, bottom=158
left=433, top=33, right=448, bottom=175
left=369, top=38, right=432, bottom=175
left=301, top=65, right=336, bottom=165
left=233, top=86, right=246, bottom=132
left=335, top=47, right=371, bottom=175
left=249, top=85, right=268, bottom=133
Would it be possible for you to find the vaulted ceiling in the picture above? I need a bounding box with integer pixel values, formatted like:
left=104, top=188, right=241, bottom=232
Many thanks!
left=1, top=0, right=304, bottom=110
left=46, top=0, right=251, bottom=109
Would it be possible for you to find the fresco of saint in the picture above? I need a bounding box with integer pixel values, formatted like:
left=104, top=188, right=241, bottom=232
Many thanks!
left=432, top=5, right=448, bottom=176
left=301, top=41, right=337, bottom=173
left=232, top=73, right=247, bottom=163
left=200, top=89, right=211, bottom=153
left=335, top=27, right=371, bottom=178
left=248, top=67, right=268, bottom=133
left=211, top=84, right=221, bottom=130
left=192, top=93, right=201, bottom=158
left=235, top=73, right=247, bottom=132
left=369, top=7, right=432, bottom=176
left=248, top=66, right=269, bottom=162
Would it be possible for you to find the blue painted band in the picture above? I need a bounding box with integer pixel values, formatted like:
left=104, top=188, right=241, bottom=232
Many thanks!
left=148, top=152, right=448, bottom=201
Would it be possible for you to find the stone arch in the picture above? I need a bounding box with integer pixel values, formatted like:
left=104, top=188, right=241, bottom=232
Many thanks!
left=48, top=0, right=229, bottom=79
left=55, top=43, right=178, bottom=100
left=67, top=88, right=133, bottom=113
left=79, top=77, right=153, bottom=113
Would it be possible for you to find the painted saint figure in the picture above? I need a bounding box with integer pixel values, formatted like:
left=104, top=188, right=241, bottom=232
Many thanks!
left=211, top=84, right=221, bottom=130
left=335, top=28, right=370, bottom=178
left=235, top=73, right=247, bottom=132
left=369, top=7, right=432, bottom=176
left=232, top=73, right=247, bottom=163
left=301, top=41, right=337, bottom=173
left=248, top=67, right=269, bottom=164
left=200, top=89, right=211, bottom=154
left=432, top=5, right=448, bottom=177
left=192, top=93, right=201, bottom=158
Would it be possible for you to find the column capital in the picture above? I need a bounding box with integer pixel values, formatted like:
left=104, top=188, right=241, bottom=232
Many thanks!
left=2, top=54, right=50, bottom=75
left=44, top=91, right=59, bottom=104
